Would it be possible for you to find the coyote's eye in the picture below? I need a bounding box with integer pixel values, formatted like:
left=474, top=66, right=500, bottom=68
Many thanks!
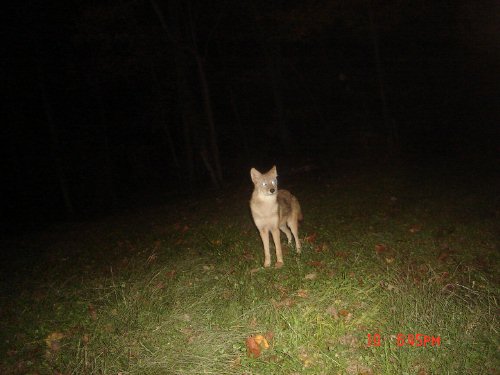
left=262, top=182, right=267, bottom=187
left=271, top=179, right=277, bottom=186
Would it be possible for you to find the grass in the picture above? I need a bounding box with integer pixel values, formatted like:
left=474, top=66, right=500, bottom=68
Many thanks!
left=1, top=162, right=498, bottom=374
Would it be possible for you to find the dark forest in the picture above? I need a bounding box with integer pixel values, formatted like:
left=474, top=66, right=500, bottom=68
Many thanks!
left=3, top=0, right=499, bottom=229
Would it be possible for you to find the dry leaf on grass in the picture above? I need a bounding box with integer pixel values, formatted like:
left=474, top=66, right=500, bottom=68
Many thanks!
left=166, top=270, right=176, bottom=278
left=346, top=361, right=373, bottom=375
left=254, top=335, right=269, bottom=349
left=88, top=304, right=97, bottom=320
left=315, top=243, right=329, bottom=253
left=272, top=297, right=295, bottom=309
left=339, top=309, right=353, bottom=321
left=438, top=252, right=450, bottom=262
left=296, top=289, right=309, bottom=298
left=298, top=348, right=314, bottom=368
left=375, top=244, right=386, bottom=254
left=155, top=282, right=165, bottom=290
left=45, top=332, right=64, bottom=351
left=304, top=272, right=317, bottom=280
left=326, top=305, right=339, bottom=319
left=242, top=251, right=255, bottom=261
left=304, top=233, right=317, bottom=243
left=307, top=260, right=325, bottom=268
left=409, top=224, right=422, bottom=233
left=246, top=334, right=271, bottom=358
left=82, top=334, right=90, bottom=346
left=338, top=334, right=358, bottom=347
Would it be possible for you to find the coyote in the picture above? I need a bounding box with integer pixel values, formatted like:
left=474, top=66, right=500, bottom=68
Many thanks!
left=249, top=166, right=302, bottom=268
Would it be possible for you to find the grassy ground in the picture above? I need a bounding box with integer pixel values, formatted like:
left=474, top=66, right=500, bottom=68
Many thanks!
left=1, top=162, right=498, bottom=374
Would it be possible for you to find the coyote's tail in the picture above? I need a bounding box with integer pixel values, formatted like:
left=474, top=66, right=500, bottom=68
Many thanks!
left=298, top=204, right=303, bottom=222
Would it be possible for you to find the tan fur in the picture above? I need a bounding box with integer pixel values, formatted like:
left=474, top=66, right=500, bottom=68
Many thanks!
left=249, top=166, right=302, bottom=268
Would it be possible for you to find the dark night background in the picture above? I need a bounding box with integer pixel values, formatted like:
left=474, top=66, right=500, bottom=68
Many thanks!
left=3, top=0, right=499, bottom=233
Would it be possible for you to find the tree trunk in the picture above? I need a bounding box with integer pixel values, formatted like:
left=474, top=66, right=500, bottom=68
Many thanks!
left=194, top=53, right=223, bottom=184
left=38, top=71, right=74, bottom=216
left=249, top=3, right=292, bottom=150
left=367, top=0, right=399, bottom=154
left=266, top=43, right=292, bottom=149
left=95, top=86, right=118, bottom=207
left=227, top=84, right=250, bottom=163
left=151, top=0, right=223, bottom=189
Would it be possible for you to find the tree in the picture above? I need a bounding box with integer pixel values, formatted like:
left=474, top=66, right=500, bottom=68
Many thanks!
left=150, top=0, right=224, bottom=188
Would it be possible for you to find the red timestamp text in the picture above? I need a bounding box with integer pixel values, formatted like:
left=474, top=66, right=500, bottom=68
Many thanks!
left=367, top=333, right=441, bottom=347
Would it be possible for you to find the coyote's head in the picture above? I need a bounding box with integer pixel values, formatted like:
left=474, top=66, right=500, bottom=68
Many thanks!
left=250, top=166, right=278, bottom=196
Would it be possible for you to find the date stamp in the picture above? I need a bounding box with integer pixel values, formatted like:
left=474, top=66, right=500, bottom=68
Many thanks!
left=367, top=333, right=441, bottom=347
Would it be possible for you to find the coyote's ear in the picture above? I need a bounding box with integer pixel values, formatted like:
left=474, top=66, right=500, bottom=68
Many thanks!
left=270, top=165, right=277, bottom=176
left=250, top=168, right=261, bottom=183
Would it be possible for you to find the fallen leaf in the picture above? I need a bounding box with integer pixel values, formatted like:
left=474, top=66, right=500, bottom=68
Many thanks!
left=304, top=272, right=317, bottom=280
left=222, top=289, right=232, bottom=299
left=242, top=251, right=255, bottom=261
left=442, top=283, right=456, bottom=292
left=296, top=289, right=309, bottom=298
left=231, top=356, right=242, bottom=367
left=254, top=335, right=269, bottom=349
left=82, top=334, right=90, bottom=346
left=88, top=304, right=97, bottom=321
left=272, top=297, right=295, bottom=309
left=346, top=362, right=373, bottom=375
left=298, top=348, right=313, bottom=367
left=249, top=268, right=260, bottom=275
left=439, top=271, right=450, bottom=281
left=438, top=252, right=449, bottom=262
left=307, top=260, right=325, bottom=268
left=155, top=282, right=165, bottom=290
left=335, top=251, right=348, bottom=259
left=338, top=334, right=358, bottom=347
left=45, top=332, right=64, bottom=351
left=246, top=336, right=261, bottom=358
left=304, top=233, right=317, bottom=243
left=375, top=244, right=386, bottom=254
left=409, top=225, right=422, bottom=233
left=339, top=309, right=350, bottom=317
left=326, top=306, right=339, bottom=319
left=385, top=257, right=395, bottom=264
left=386, top=283, right=397, bottom=291
left=166, top=270, right=176, bottom=278
left=315, top=243, right=329, bottom=253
